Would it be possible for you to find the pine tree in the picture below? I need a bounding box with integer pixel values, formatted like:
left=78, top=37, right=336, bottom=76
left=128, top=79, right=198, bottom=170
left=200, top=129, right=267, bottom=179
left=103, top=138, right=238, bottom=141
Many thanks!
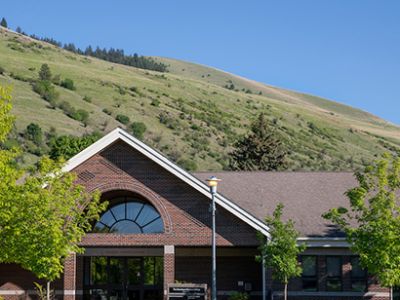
left=38, top=64, right=52, bottom=81
left=0, top=18, right=7, bottom=28
left=229, top=113, right=286, bottom=170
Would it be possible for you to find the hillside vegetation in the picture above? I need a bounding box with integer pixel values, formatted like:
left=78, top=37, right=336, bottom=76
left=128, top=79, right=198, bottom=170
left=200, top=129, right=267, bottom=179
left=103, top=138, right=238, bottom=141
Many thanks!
left=1, top=27, right=399, bottom=171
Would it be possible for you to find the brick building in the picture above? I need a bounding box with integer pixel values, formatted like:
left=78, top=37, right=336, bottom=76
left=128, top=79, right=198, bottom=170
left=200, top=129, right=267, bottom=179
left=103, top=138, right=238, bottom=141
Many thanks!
left=0, top=128, right=395, bottom=300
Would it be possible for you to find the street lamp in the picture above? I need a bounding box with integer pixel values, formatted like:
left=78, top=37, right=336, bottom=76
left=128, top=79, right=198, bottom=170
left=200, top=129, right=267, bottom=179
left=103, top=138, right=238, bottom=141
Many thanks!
left=206, top=176, right=221, bottom=300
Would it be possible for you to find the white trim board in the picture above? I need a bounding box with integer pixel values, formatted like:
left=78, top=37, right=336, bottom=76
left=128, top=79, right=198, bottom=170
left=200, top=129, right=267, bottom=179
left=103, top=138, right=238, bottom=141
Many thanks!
left=298, top=237, right=349, bottom=248
left=63, top=128, right=270, bottom=237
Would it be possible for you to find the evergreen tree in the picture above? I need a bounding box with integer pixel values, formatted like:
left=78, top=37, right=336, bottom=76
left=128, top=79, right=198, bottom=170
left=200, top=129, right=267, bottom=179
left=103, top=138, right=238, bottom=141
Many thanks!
left=0, top=18, right=7, bottom=28
left=38, top=64, right=52, bottom=81
left=16, top=26, right=22, bottom=34
left=85, top=45, right=93, bottom=56
left=229, top=113, right=286, bottom=170
left=25, top=123, right=43, bottom=145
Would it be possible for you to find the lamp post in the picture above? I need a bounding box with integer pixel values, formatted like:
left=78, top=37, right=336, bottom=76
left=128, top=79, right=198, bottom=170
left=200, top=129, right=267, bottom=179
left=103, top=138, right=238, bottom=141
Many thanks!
left=206, top=176, right=221, bottom=300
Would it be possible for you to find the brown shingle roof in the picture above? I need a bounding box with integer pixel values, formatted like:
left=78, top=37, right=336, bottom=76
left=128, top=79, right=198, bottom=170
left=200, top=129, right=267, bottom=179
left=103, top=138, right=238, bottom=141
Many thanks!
left=193, top=172, right=357, bottom=238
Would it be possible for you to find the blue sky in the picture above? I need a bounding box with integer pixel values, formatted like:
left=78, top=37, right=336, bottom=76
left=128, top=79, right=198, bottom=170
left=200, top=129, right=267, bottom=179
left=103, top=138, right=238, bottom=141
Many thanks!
left=3, top=1, right=400, bottom=124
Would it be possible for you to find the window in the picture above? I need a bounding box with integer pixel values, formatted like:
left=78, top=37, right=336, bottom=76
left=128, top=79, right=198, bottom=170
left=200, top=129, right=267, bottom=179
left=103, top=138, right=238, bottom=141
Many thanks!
left=93, top=198, right=164, bottom=234
left=351, top=257, right=367, bottom=292
left=394, top=287, right=400, bottom=300
left=326, top=256, right=342, bottom=291
left=301, top=256, right=318, bottom=291
left=83, top=256, right=164, bottom=300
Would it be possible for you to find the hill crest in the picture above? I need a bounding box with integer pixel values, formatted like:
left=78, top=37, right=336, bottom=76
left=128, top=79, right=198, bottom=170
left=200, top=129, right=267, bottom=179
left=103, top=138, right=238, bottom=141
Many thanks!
left=0, top=27, right=399, bottom=171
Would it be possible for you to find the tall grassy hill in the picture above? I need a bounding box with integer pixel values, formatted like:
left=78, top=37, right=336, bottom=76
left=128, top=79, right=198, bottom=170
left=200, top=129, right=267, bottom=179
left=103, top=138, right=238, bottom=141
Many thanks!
left=1, top=27, right=399, bottom=171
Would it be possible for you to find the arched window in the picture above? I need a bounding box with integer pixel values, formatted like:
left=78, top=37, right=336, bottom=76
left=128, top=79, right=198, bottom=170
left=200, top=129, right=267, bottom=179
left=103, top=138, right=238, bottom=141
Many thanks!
left=93, top=198, right=164, bottom=234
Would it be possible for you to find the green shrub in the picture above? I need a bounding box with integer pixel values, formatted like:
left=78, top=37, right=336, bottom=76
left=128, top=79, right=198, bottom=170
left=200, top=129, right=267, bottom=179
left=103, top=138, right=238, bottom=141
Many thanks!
left=130, top=122, right=147, bottom=140
left=102, top=108, right=112, bottom=115
left=59, top=101, right=75, bottom=116
left=116, top=114, right=130, bottom=125
left=33, top=80, right=59, bottom=103
left=158, top=112, right=181, bottom=130
left=191, top=124, right=200, bottom=131
left=52, top=74, right=61, bottom=85
left=151, top=98, right=160, bottom=107
left=10, top=72, right=30, bottom=82
left=228, top=292, right=249, bottom=300
left=60, top=78, right=76, bottom=90
left=83, top=95, right=92, bottom=103
left=177, top=159, right=197, bottom=171
left=2, top=138, right=19, bottom=150
left=117, top=85, right=126, bottom=95
left=129, top=86, right=138, bottom=93
left=25, top=123, right=43, bottom=145
left=71, top=109, right=89, bottom=125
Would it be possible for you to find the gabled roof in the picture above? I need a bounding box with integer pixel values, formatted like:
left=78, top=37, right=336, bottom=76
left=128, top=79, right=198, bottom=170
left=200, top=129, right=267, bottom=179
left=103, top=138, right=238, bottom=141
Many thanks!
left=193, top=172, right=356, bottom=238
left=63, top=128, right=270, bottom=236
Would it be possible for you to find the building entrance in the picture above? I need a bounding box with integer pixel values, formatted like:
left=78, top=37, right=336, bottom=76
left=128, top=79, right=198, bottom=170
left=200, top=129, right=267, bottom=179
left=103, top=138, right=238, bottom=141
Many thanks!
left=83, top=256, right=163, bottom=300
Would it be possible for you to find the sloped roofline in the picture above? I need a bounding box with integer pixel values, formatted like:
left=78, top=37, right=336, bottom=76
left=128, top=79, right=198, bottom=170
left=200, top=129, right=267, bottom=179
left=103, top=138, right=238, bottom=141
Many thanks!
left=63, top=128, right=270, bottom=236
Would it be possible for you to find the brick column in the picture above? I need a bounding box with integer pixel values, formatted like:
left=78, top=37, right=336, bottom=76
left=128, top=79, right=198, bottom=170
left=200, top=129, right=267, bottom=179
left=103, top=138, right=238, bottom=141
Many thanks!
left=63, top=253, right=76, bottom=300
left=164, top=245, right=175, bottom=300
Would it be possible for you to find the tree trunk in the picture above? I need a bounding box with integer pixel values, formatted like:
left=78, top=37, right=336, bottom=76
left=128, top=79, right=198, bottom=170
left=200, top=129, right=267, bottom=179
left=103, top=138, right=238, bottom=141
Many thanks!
left=390, top=286, right=393, bottom=300
left=284, top=277, right=287, bottom=300
left=47, top=281, right=50, bottom=300
left=283, top=276, right=288, bottom=300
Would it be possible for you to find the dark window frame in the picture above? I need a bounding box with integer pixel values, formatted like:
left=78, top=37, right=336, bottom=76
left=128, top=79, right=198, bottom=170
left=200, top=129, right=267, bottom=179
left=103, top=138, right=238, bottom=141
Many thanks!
left=301, top=255, right=318, bottom=291
left=93, top=196, right=164, bottom=234
left=83, top=256, right=164, bottom=300
left=326, top=256, right=343, bottom=292
left=350, top=256, right=368, bottom=292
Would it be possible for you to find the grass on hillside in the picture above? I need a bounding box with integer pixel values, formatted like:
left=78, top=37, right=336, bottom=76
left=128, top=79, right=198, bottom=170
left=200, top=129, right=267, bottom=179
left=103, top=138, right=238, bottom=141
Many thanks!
left=1, top=27, right=399, bottom=171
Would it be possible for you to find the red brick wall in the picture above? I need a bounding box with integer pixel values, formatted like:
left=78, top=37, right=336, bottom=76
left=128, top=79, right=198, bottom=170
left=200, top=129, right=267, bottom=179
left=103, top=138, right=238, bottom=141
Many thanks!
left=74, top=140, right=259, bottom=247
left=63, top=253, right=76, bottom=300
left=164, top=249, right=175, bottom=300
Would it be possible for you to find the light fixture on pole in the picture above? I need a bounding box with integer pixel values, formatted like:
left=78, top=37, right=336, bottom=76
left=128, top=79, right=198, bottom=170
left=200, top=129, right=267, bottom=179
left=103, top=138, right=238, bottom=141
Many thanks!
left=206, top=176, right=221, bottom=300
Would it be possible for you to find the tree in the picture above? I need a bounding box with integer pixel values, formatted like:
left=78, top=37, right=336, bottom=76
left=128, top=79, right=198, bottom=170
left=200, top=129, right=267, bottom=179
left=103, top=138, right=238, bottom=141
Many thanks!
left=60, top=78, right=75, bottom=90
left=323, top=154, right=400, bottom=300
left=0, top=85, right=107, bottom=300
left=72, top=109, right=89, bottom=126
left=25, top=123, right=43, bottom=145
left=130, top=122, right=147, bottom=140
left=0, top=85, right=14, bottom=141
left=229, top=113, right=286, bottom=170
left=16, top=26, right=22, bottom=33
left=257, top=203, right=305, bottom=300
left=116, top=114, right=130, bottom=125
left=33, top=80, right=59, bottom=104
left=38, top=64, right=52, bottom=81
left=0, top=18, right=7, bottom=28
left=49, top=132, right=102, bottom=160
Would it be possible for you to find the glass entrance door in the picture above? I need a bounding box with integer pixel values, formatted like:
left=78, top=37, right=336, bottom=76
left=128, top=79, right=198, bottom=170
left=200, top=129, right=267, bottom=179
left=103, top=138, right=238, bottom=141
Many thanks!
left=84, top=256, right=163, bottom=300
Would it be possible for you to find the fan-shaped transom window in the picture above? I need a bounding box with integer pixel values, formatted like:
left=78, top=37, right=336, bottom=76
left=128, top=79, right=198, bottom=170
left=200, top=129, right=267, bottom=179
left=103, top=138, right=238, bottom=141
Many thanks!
left=93, top=198, right=164, bottom=234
